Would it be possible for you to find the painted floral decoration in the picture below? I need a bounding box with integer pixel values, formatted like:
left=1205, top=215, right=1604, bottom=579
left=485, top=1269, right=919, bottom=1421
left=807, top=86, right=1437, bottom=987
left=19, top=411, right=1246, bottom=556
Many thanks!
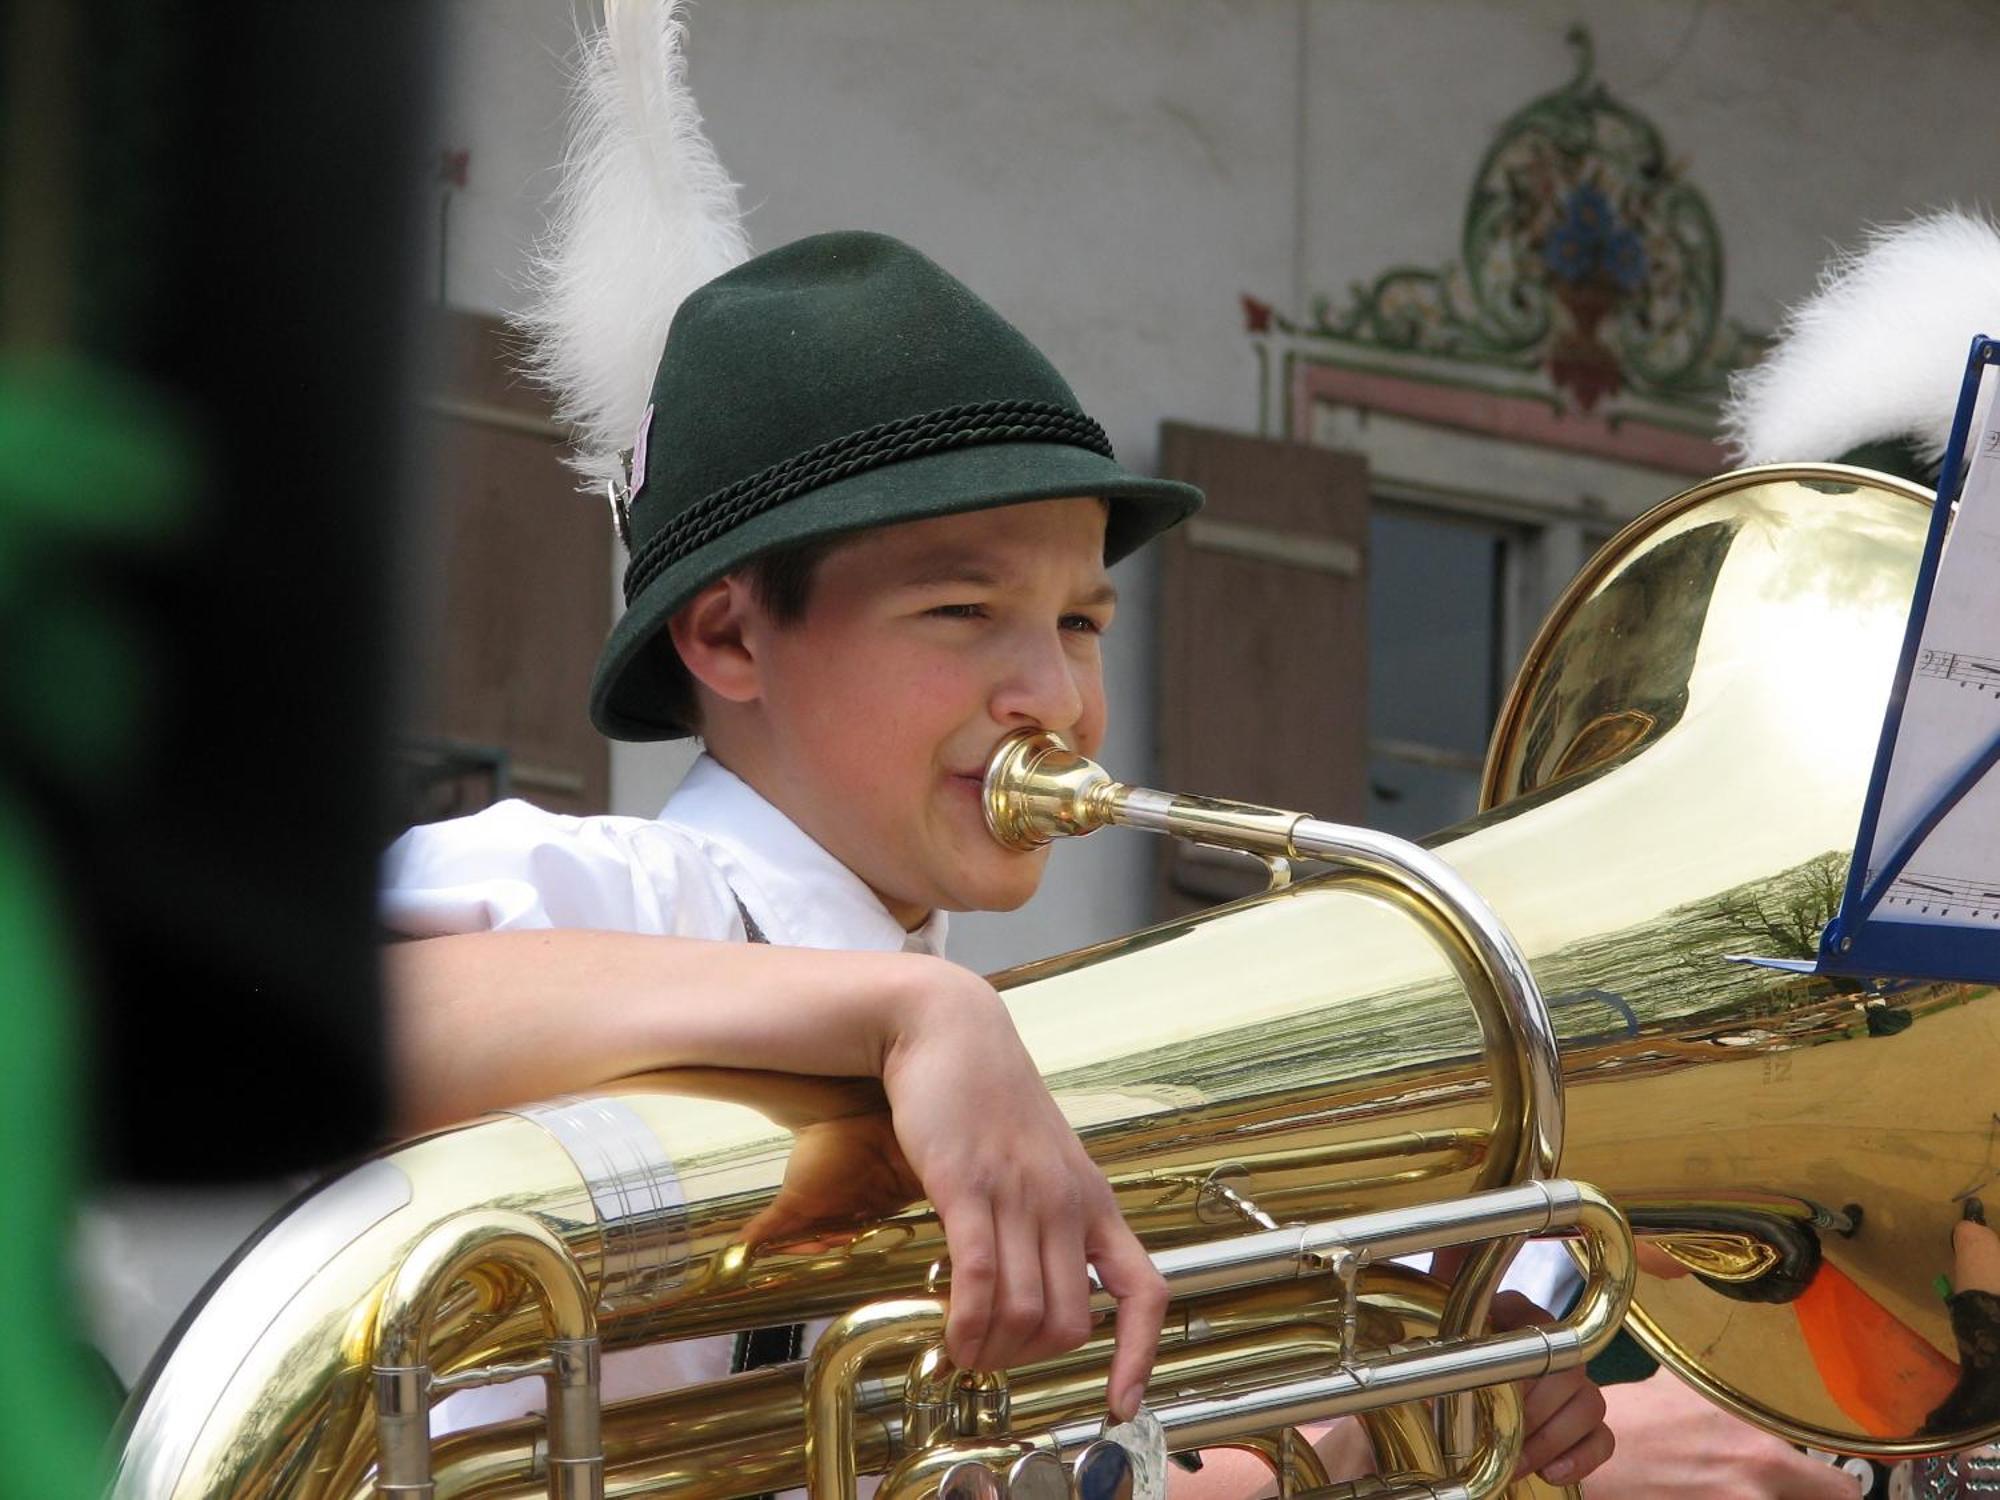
left=1273, top=26, right=1757, bottom=419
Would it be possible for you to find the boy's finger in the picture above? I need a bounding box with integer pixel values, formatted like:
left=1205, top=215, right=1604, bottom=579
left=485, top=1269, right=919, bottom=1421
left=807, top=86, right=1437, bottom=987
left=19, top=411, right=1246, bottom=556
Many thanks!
left=1090, top=1216, right=1168, bottom=1422
left=936, top=1195, right=1000, bottom=1370
left=985, top=1191, right=1049, bottom=1371
left=1488, top=1289, right=1552, bottom=1331
left=1520, top=1364, right=1587, bottom=1428
left=1036, top=1210, right=1093, bottom=1363
left=1536, top=1422, right=1615, bottom=1488
left=1513, top=1381, right=1605, bottom=1480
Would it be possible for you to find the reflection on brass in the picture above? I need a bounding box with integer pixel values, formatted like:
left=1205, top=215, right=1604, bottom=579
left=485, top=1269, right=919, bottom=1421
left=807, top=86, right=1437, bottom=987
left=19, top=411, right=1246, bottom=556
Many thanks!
left=1649, top=1233, right=1783, bottom=1284
left=1546, top=708, right=1657, bottom=784
left=111, top=466, right=2000, bottom=1498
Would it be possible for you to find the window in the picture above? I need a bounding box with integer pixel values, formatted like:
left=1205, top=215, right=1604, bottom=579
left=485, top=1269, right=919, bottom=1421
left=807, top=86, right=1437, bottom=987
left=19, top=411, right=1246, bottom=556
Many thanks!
left=1364, top=506, right=1528, bottom=836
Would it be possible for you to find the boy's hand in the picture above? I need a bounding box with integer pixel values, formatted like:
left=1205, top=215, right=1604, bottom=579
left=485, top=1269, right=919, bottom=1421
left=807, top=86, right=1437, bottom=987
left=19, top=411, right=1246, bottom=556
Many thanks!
left=880, top=958, right=1168, bottom=1421
left=1491, top=1291, right=1614, bottom=1486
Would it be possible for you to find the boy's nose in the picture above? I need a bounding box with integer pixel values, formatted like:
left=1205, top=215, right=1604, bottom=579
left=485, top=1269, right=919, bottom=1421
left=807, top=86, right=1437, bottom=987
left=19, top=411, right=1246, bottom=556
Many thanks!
left=991, top=632, right=1087, bottom=733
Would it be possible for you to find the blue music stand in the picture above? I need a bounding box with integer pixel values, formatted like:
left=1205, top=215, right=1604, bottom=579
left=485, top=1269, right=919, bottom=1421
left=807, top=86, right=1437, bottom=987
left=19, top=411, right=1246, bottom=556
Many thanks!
left=1813, top=335, right=2000, bottom=986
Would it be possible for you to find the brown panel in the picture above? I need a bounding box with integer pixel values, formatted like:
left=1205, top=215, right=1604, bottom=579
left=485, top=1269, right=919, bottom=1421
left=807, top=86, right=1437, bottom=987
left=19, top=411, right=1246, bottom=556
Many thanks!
left=1154, top=422, right=1369, bottom=918
left=400, top=309, right=610, bottom=820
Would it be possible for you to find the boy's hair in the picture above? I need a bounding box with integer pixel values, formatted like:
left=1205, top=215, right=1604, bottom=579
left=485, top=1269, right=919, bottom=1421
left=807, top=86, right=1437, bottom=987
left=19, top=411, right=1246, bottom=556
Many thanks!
left=655, top=533, right=842, bottom=733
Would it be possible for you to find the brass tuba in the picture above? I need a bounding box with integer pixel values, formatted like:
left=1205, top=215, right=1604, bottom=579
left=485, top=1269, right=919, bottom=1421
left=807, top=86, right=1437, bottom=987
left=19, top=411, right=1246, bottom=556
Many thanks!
left=110, top=465, right=2000, bottom=1498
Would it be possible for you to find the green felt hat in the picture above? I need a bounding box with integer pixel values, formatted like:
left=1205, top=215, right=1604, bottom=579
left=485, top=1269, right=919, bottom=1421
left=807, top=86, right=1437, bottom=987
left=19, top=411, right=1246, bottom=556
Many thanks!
left=591, top=230, right=1203, bottom=740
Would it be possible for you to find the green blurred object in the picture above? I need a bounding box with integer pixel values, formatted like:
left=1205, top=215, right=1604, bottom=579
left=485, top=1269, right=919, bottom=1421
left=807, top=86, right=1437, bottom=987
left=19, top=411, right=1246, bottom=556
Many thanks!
left=0, top=359, right=194, bottom=1491
left=0, top=358, right=194, bottom=781
left=0, top=802, right=122, bottom=1493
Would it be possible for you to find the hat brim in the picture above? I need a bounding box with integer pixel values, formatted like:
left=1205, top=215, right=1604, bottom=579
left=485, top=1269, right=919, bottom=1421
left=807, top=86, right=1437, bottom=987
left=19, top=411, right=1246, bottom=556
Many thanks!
left=591, top=440, right=1203, bottom=741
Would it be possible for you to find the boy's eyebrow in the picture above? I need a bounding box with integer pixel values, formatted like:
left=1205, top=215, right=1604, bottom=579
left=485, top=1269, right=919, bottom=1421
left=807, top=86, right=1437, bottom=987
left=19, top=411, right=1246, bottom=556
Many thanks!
left=891, top=552, right=1117, bottom=606
left=896, top=558, right=1007, bottom=589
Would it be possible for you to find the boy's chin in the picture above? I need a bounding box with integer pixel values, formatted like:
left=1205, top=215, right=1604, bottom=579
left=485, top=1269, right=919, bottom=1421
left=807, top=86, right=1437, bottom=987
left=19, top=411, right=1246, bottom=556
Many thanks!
left=945, top=849, right=1050, bottom=914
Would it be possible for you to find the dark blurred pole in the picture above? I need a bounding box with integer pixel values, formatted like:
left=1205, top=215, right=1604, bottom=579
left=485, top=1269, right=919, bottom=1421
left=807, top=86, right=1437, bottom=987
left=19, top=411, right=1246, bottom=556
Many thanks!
left=51, top=0, right=441, bottom=1180
left=1, top=0, right=76, bottom=349
left=1, top=0, right=441, bottom=1470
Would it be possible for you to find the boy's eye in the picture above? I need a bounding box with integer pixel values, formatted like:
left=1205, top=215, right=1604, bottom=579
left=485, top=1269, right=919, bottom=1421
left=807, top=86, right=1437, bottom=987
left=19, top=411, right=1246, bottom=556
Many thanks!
left=927, top=603, right=987, bottom=620
left=1061, top=613, right=1106, bottom=634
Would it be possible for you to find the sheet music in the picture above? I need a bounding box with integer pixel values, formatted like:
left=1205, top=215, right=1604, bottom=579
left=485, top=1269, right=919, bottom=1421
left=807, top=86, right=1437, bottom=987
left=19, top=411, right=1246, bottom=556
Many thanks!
left=1862, top=364, right=2000, bottom=930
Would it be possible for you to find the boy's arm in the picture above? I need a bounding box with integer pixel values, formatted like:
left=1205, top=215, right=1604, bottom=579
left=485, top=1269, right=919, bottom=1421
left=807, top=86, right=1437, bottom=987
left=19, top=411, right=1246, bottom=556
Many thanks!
left=387, top=931, right=948, bottom=1126
left=384, top=931, right=1168, bottom=1419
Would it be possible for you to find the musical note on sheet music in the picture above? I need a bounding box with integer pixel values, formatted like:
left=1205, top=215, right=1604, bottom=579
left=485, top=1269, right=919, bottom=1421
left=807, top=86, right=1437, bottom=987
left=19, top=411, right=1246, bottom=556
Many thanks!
left=1916, top=648, right=2000, bottom=694
left=1875, top=870, right=2000, bottom=919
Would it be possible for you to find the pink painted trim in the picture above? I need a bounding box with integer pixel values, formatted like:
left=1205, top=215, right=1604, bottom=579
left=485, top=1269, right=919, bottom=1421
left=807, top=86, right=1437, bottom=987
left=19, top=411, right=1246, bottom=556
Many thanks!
left=1296, top=361, right=1728, bottom=476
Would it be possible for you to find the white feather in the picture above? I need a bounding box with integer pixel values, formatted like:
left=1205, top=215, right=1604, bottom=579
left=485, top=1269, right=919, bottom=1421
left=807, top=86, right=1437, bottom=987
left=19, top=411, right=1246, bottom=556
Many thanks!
left=516, top=0, right=750, bottom=491
left=1722, top=208, right=2000, bottom=469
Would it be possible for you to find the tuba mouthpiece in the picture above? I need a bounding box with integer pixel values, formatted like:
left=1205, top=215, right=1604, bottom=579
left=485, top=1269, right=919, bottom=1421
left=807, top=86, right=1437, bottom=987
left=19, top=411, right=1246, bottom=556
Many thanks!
left=982, top=729, right=1123, bottom=850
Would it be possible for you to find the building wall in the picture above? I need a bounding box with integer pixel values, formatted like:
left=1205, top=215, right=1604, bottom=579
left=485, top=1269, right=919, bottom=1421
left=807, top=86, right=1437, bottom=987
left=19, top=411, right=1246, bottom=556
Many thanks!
left=437, top=0, right=2000, bottom=972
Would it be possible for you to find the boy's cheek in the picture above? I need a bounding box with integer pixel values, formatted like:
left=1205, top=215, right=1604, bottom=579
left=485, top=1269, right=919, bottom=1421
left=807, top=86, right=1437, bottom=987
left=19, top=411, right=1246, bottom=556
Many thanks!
left=1071, top=698, right=1110, bottom=758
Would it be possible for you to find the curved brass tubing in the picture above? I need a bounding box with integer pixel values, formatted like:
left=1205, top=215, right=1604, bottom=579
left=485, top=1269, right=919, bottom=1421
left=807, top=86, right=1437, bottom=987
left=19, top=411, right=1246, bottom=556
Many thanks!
left=373, top=1209, right=601, bottom=1500
left=422, top=1260, right=1585, bottom=1500
left=806, top=1298, right=948, bottom=1500
left=1207, top=1428, right=1333, bottom=1496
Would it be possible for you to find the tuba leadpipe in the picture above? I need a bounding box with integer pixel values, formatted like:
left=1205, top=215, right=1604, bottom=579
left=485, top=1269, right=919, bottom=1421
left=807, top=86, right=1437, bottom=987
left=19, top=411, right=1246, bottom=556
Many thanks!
left=983, top=727, right=1566, bottom=1194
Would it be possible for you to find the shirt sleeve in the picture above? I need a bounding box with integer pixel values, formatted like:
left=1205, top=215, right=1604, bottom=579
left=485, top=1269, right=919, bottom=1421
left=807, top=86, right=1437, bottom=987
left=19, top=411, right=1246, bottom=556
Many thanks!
left=378, top=800, right=737, bottom=939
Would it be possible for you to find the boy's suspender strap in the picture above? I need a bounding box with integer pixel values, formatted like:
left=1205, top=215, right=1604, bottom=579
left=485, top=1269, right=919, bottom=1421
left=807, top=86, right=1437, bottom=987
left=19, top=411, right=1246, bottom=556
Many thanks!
left=722, top=884, right=803, bottom=1411
left=730, top=1320, right=805, bottom=1378
left=730, top=890, right=769, bottom=947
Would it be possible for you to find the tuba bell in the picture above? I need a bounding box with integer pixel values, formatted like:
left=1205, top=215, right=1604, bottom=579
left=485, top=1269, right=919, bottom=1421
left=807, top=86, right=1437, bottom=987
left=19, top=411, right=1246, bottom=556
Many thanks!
left=110, top=464, right=2000, bottom=1498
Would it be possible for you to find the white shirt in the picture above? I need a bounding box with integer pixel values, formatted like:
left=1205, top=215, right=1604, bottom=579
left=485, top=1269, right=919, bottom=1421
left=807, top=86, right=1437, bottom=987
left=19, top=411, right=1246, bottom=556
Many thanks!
left=382, top=752, right=947, bottom=957
left=380, top=752, right=946, bottom=1434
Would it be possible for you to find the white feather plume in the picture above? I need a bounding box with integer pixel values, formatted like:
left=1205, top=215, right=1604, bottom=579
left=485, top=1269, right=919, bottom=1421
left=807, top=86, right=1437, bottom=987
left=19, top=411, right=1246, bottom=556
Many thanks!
left=1722, top=208, right=2000, bottom=469
left=516, top=0, right=750, bottom=491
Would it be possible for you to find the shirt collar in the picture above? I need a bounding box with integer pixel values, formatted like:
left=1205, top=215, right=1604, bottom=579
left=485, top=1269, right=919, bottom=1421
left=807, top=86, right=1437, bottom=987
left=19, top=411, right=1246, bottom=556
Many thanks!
left=660, top=753, right=949, bottom=957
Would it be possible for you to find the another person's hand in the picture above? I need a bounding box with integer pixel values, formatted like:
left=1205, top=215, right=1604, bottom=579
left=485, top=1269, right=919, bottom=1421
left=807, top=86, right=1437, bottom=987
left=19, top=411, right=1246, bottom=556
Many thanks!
left=1583, top=1367, right=1860, bottom=1497
left=1953, top=1200, right=2000, bottom=1294
left=880, top=957, right=1168, bottom=1421
left=1489, top=1291, right=1614, bottom=1487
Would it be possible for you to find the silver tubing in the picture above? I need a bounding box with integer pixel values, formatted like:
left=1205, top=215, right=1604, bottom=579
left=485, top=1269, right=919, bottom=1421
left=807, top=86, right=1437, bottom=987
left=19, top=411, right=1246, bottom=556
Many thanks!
left=1093, top=1181, right=1576, bottom=1308
left=372, top=1364, right=434, bottom=1499
left=548, top=1336, right=605, bottom=1499
left=429, top=1354, right=555, bottom=1393
left=1066, top=1183, right=1626, bottom=1500
left=1046, top=1326, right=1557, bottom=1455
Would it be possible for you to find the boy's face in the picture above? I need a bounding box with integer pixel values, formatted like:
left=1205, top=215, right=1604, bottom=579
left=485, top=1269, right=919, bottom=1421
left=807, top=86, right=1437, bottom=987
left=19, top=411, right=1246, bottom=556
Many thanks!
left=721, top=496, right=1114, bottom=924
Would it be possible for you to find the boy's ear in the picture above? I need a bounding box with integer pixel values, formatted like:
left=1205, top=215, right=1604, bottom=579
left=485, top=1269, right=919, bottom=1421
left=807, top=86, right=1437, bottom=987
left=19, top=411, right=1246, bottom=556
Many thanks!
left=667, top=576, right=763, bottom=706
